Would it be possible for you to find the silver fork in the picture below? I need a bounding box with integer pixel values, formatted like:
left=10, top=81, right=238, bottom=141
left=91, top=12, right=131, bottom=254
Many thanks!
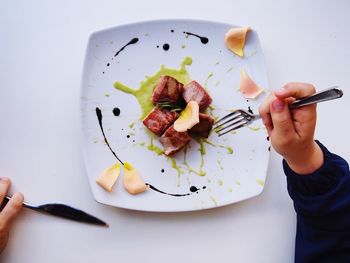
left=214, top=87, right=343, bottom=136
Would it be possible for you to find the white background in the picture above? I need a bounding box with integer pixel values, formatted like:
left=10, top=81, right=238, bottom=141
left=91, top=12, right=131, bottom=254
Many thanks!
left=0, top=0, right=349, bottom=262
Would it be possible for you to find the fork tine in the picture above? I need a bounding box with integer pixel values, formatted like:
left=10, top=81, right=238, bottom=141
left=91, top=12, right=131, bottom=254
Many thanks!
left=214, top=110, right=240, bottom=126
left=214, top=114, right=244, bottom=131
left=217, top=121, right=248, bottom=136
left=215, top=117, right=247, bottom=133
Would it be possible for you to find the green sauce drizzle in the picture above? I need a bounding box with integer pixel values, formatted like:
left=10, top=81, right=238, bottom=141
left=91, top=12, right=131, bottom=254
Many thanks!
left=210, top=196, right=218, bottom=206
left=198, top=140, right=206, bottom=176
left=169, top=158, right=184, bottom=186
left=129, top=122, right=135, bottom=128
left=248, top=126, right=261, bottom=132
left=217, top=179, right=223, bottom=186
left=256, top=179, right=265, bottom=186
left=204, top=72, right=214, bottom=88
left=147, top=136, right=163, bottom=155
left=226, top=66, right=234, bottom=73
left=217, top=159, right=224, bottom=170
left=203, top=139, right=233, bottom=154
left=182, top=143, right=206, bottom=176
left=113, top=56, right=192, bottom=119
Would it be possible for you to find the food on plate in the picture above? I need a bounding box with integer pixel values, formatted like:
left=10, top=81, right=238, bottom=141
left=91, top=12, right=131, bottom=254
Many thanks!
left=124, top=162, right=148, bottom=194
left=182, top=81, right=212, bottom=110
left=239, top=68, right=264, bottom=99
left=159, top=125, right=192, bottom=156
left=189, top=113, right=214, bottom=138
left=96, top=163, right=121, bottom=192
left=143, top=107, right=179, bottom=136
left=174, top=101, right=199, bottom=132
left=224, top=26, right=251, bottom=57
left=152, top=75, right=183, bottom=104
left=141, top=75, right=213, bottom=155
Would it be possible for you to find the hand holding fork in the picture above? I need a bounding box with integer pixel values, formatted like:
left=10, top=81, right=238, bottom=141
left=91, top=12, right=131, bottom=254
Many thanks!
left=215, top=83, right=343, bottom=174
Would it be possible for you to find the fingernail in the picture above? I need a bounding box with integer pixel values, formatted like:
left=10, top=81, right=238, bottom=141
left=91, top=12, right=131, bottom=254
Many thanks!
left=275, top=87, right=285, bottom=95
left=0, top=177, right=9, bottom=183
left=272, top=99, right=285, bottom=112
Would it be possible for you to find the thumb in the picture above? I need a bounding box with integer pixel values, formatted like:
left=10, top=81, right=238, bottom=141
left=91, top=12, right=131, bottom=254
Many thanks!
left=270, top=98, right=296, bottom=136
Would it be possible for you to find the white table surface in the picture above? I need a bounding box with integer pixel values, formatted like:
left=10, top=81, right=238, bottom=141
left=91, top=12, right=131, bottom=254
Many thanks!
left=1, top=0, right=349, bottom=262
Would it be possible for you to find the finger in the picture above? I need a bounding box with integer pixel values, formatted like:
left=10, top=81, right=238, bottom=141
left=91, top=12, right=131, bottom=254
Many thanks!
left=259, top=93, right=275, bottom=134
left=275, top=82, right=316, bottom=99
left=0, top=178, right=11, bottom=204
left=270, top=98, right=297, bottom=137
left=0, top=192, right=24, bottom=228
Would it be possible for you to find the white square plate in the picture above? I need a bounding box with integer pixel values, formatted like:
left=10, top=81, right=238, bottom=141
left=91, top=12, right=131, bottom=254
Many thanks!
left=80, top=19, right=270, bottom=212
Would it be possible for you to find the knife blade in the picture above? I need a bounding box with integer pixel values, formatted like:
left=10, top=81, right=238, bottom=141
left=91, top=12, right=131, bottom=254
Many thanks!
left=3, top=195, right=108, bottom=227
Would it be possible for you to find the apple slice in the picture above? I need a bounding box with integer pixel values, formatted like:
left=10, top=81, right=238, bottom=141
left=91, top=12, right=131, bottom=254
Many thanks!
left=124, top=162, right=148, bottom=195
left=224, top=27, right=251, bottom=57
left=174, top=101, right=199, bottom=132
left=239, top=68, right=264, bottom=99
left=96, top=163, right=121, bottom=192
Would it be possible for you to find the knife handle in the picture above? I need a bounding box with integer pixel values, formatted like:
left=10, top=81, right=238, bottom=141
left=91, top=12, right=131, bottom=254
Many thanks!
left=3, top=195, right=37, bottom=210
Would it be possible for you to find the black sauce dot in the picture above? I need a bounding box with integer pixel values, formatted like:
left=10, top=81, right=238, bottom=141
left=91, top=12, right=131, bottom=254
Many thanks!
left=268, top=146, right=271, bottom=151
left=248, top=106, right=254, bottom=114
left=102, top=72, right=105, bottom=74
left=112, top=107, right=120, bottom=116
left=161, top=169, right=165, bottom=173
left=202, top=186, right=206, bottom=189
left=246, top=100, right=249, bottom=102
left=107, top=63, right=110, bottom=67
left=267, top=136, right=270, bottom=141
left=190, top=186, right=199, bottom=192
left=163, top=43, right=170, bottom=51
left=127, top=135, right=130, bottom=138
left=171, top=29, right=174, bottom=33
left=201, top=37, right=209, bottom=44
left=156, top=45, right=159, bottom=48
left=133, top=140, right=135, bottom=143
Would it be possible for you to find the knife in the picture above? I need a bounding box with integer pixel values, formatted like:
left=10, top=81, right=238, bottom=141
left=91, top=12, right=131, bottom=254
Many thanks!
left=3, top=195, right=108, bottom=227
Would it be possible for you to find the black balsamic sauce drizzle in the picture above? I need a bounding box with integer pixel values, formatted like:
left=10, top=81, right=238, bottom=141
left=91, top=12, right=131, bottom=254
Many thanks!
left=183, top=31, right=209, bottom=44
left=103, top=38, right=139, bottom=72
left=95, top=107, right=206, bottom=197
left=96, top=107, right=124, bottom=165
left=114, top=38, right=139, bottom=57
left=248, top=106, right=254, bottom=114
left=146, top=184, right=205, bottom=197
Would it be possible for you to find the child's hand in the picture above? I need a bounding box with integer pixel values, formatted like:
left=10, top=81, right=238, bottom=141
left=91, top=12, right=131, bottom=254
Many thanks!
left=0, top=178, right=23, bottom=254
left=259, top=83, right=324, bottom=174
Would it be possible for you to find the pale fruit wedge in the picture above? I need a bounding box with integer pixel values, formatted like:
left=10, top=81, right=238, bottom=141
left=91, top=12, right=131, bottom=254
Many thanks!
left=124, top=162, right=148, bottom=195
left=225, top=27, right=251, bottom=57
left=239, top=68, right=264, bottom=99
left=174, top=101, right=199, bottom=132
left=96, top=163, right=121, bottom=192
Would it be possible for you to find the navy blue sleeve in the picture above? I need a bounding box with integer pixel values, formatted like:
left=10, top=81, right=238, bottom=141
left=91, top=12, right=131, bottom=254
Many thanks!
left=283, top=141, right=350, bottom=263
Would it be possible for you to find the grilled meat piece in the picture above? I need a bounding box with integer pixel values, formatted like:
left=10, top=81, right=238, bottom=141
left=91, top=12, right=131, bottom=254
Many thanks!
left=182, top=81, right=212, bottom=110
left=189, top=113, right=214, bottom=138
left=159, top=125, right=191, bottom=156
left=143, top=107, right=179, bottom=136
left=152, top=76, right=183, bottom=104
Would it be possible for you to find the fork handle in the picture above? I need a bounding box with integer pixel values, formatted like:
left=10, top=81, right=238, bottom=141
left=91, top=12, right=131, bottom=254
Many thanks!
left=289, top=87, right=343, bottom=109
